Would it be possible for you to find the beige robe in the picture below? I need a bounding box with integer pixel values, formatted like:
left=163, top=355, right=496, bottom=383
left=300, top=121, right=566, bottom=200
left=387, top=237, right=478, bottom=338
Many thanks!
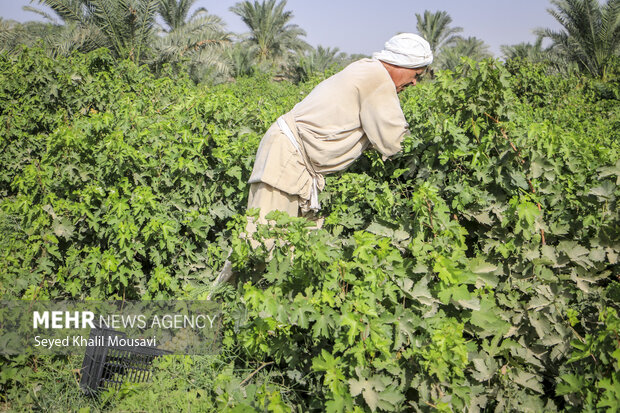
left=247, top=58, right=409, bottom=216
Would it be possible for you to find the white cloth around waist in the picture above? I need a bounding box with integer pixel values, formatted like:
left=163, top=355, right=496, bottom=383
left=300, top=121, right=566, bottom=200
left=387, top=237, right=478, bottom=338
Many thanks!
left=276, top=117, right=321, bottom=211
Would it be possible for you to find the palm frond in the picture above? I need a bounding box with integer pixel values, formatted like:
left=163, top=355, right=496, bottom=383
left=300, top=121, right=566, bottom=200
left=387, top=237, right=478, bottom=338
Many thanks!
left=22, top=5, right=59, bottom=24
left=436, top=37, right=492, bottom=71
left=230, top=0, right=308, bottom=68
left=133, top=0, right=161, bottom=62
left=415, top=10, right=463, bottom=53
left=149, top=10, right=232, bottom=81
left=540, top=0, right=619, bottom=77
left=159, top=0, right=203, bottom=32
left=31, top=0, right=86, bottom=24
left=88, top=0, right=127, bottom=57
left=45, top=21, right=103, bottom=57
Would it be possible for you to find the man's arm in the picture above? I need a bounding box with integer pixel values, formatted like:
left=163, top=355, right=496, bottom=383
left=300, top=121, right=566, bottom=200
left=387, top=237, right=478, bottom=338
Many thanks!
left=359, top=81, right=409, bottom=159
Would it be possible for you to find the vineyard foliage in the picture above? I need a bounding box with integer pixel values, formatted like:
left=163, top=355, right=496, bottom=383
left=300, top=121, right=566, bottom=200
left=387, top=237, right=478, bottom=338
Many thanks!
left=1, top=47, right=619, bottom=411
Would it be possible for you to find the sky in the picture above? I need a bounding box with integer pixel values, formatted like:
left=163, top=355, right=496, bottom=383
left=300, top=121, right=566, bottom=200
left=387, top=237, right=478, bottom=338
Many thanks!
left=1, top=0, right=563, bottom=57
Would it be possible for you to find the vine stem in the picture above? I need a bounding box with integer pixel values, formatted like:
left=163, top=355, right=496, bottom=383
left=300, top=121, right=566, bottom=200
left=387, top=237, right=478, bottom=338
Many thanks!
left=425, top=199, right=436, bottom=238
left=339, top=264, right=348, bottom=295
left=240, top=362, right=274, bottom=387
left=537, top=203, right=546, bottom=245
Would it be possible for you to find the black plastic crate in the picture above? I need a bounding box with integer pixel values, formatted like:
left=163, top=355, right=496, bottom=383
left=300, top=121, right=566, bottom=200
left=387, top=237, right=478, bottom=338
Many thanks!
left=80, top=327, right=170, bottom=394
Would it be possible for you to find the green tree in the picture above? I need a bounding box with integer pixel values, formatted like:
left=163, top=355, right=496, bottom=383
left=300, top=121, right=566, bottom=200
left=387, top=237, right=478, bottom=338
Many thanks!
left=0, top=19, right=64, bottom=55
left=501, top=37, right=548, bottom=62
left=21, top=1, right=102, bottom=58
left=436, top=36, right=492, bottom=71
left=0, top=18, right=22, bottom=55
left=230, top=0, right=309, bottom=70
left=27, top=0, right=161, bottom=62
left=227, top=42, right=257, bottom=77
left=502, top=38, right=583, bottom=77
left=294, top=45, right=346, bottom=81
left=158, top=0, right=207, bottom=32
left=415, top=10, right=463, bottom=53
left=537, top=0, right=620, bottom=78
left=151, top=0, right=232, bottom=82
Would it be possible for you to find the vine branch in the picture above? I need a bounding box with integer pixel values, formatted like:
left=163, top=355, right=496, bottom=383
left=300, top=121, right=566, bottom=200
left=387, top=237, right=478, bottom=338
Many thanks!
left=240, top=362, right=274, bottom=387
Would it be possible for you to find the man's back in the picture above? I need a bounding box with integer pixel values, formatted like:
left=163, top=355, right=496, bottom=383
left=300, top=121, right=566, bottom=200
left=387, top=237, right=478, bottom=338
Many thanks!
left=291, top=58, right=408, bottom=173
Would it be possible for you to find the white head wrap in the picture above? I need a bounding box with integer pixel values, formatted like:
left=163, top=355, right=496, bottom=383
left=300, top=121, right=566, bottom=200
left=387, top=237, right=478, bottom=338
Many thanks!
left=372, top=33, right=433, bottom=68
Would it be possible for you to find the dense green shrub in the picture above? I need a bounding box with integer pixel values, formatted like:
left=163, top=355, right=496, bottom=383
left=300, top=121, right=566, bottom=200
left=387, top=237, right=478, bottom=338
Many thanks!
left=0, top=48, right=309, bottom=302
left=209, top=59, right=618, bottom=411
left=0, top=49, right=618, bottom=411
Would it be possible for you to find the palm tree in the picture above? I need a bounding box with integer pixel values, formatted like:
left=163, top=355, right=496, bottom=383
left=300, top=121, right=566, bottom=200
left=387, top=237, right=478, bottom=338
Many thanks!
left=27, top=0, right=161, bottom=62
left=537, top=0, right=620, bottom=79
left=151, top=16, right=231, bottom=82
left=150, top=0, right=232, bottom=82
left=158, top=0, right=207, bottom=32
left=21, top=1, right=103, bottom=58
left=295, top=45, right=346, bottom=81
left=1, top=19, right=25, bottom=55
left=415, top=10, right=463, bottom=53
left=227, top=42, right=257, bottom=77
left=501, top=37, right=580, bottom=76
left=230, top=0, right=309, bottom=70
left=0, top=19, right=26, bottom=55
left=501, top=37, right=548, bottom=63
left=435, top=37, right=492, bottom=71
